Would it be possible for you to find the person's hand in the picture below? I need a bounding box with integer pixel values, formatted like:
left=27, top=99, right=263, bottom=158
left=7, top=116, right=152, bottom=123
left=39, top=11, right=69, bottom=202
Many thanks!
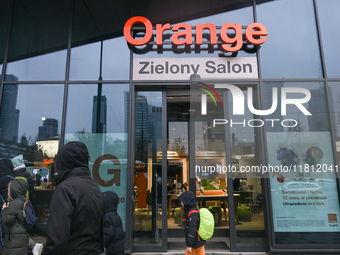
left=186, top=247, right=192, bottom=253
left=2, top=202, right=9, bottom=210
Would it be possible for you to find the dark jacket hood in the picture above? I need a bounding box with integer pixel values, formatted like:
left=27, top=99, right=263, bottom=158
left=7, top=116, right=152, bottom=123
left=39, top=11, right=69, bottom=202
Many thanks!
left=178, top=190, right=197, bottom=211
left=10, top=179, right=28, bottom=199
left=54, top=141, right=90, bottom=185
left=0, top=159, right=15, bottom=177
left=102, top=191, right=119, bottom=213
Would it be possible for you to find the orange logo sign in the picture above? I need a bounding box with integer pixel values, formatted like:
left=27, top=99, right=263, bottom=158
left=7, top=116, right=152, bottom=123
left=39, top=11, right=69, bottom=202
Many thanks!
left=124, top=16, right=268, bottom=53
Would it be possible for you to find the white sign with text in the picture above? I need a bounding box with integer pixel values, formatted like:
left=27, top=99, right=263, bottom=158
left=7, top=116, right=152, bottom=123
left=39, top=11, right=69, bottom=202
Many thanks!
left=133, top=57, right=258, bottom=80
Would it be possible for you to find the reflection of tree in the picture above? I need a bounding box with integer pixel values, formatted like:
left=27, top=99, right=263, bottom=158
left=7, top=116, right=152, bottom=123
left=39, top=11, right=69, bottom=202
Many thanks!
left=0, top=133, right=41, bottom=163
left=71, top=129, right=128, bottom=160
left=169, top=137, right=188, bottom=156
left=287, top=120, right=305, bottom=132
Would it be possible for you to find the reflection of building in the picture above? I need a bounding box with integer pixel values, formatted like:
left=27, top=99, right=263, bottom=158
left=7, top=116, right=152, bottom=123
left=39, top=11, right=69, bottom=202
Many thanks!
left=38, top=118, right=58, bottom=140
left=0, top=75, right=19, bottom=142
left=135, top=94, right=162, bottom=162
left=147, top=104, right=162, bottom=141
left=135, top=95, right=148, bottom=161
left=92, top=95, right=107, bottom=133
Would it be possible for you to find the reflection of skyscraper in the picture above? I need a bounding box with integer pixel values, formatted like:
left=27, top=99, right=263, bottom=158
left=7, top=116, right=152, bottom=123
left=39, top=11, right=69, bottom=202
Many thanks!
left=92, top=95, right=107, bottom=133
left=0, top=75, right=20, bottom=142
left=136, top=95, right=148, bottom=143
left=38, top=118, right=58, bottom=140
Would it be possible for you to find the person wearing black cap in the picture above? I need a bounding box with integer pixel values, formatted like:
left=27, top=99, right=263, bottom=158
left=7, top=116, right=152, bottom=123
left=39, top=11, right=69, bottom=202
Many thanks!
left=43, top=141, right=104, bottom=255
left=178, top=190, right=206, bottom=255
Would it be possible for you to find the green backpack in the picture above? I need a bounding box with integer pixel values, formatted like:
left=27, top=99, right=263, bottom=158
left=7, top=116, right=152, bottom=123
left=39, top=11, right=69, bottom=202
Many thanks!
left=188, top=208, right=215, bottom=240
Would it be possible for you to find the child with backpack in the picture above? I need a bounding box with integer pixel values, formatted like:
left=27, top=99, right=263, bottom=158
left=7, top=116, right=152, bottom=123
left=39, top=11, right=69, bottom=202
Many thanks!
left=1, top=178, right=30, bottom=255
left=178, top=190, right=207, bottom=255
left=102, top=191, right=125, bottom=255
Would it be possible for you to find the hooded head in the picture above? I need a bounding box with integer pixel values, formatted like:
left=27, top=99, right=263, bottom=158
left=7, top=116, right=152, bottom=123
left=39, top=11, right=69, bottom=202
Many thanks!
left=11, top=154, right=25, bottom=171
left=178, top=190, right=197, bottom=211
left=54, top=141, right=90, bottom=184
left=8, top=179, right=28, bottom=201
left=0, top=159, right=15, bottom=177
left=102, top=191, right=119, bottom=213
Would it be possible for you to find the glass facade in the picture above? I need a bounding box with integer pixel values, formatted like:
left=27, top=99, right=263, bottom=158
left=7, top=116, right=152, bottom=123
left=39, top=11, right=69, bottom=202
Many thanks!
left=0, top=0, right=339, bottom=253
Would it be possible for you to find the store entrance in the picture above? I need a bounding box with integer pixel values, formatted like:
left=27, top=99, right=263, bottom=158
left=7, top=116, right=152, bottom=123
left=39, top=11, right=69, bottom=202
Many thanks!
left=131, top=85, right=266, bottom=252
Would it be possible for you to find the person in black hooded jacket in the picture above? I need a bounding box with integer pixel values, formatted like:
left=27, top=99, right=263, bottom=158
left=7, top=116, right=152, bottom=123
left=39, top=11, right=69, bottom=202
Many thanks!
left=178, top=190, right=206, bottom=255
left=0, top=159, right=15, bottom=207
left=0, top=159, right=15, bottom=251
left=102, top=191, right=125, bottom=255
left=43, top=141, right=104, bottom=255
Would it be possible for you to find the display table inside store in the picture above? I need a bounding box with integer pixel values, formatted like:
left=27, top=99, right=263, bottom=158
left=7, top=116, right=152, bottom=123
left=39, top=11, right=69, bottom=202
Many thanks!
left=168, top=191, right=241, bottom=223
left=195, top=193, right=240, bottom=223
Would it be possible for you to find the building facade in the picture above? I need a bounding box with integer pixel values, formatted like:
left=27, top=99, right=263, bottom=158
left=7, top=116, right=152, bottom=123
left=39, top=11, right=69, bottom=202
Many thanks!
left=0, top=0, right=340, bottom=254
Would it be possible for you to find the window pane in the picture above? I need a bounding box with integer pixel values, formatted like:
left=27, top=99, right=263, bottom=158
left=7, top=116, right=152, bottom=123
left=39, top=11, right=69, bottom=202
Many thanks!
left=263, top=81, right=340, bottom=244
left=65, top=83, right=129, bottom=231
left=317, top=0, right=340, bottom=78
left=0, top=83, right=63, bottom=144
left=70, top=0, right=130, bottom=81
left=133, top=91, right=163, bottom=246
left=257, top=0, right=322, bottom=78
left=6, top=50, right=67, bottom=81
left=6, top=0, right=71, bottom=80
left=0, top=83, right=63, bottom=234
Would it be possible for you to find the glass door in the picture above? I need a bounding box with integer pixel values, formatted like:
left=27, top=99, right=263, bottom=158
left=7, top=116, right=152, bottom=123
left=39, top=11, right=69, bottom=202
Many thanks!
left=189, top=82, right=266, bottom=251
left=132, top=89, right=167, bottom=251
left=226, top=86, right=266, bottom=251
left=166, top=89, right=190, bottom=242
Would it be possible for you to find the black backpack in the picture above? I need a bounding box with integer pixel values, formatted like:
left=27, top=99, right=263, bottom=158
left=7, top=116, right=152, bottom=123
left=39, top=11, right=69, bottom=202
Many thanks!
left=18, top=197, right=38, bottom=233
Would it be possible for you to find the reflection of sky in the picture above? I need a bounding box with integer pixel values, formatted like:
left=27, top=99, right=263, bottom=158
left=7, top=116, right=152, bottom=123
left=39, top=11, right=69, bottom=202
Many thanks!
left=6, top=50, right=67, bottom=81
left=317, top=0, right=340, bottom=78
left=69, top=37, right=130, bottom=80
left=257, top=0, right=322, bottom=78
left=16, top=84, right=64, bottom=141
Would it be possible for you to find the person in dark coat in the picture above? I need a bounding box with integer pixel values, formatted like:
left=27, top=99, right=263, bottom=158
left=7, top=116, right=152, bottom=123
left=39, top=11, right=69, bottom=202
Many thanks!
left=11, top=154, right=34, bottom=198
left=178, top=190, right=206, bottom=255
left=1, top=178, right=30, bottom=255
left=43, top=141, right=104, bottom=255
left=0, top=158, right=15, bottom=251
left=0, top=159, right=15, bottom=207
left=102, top=191, right=125, bottom=255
